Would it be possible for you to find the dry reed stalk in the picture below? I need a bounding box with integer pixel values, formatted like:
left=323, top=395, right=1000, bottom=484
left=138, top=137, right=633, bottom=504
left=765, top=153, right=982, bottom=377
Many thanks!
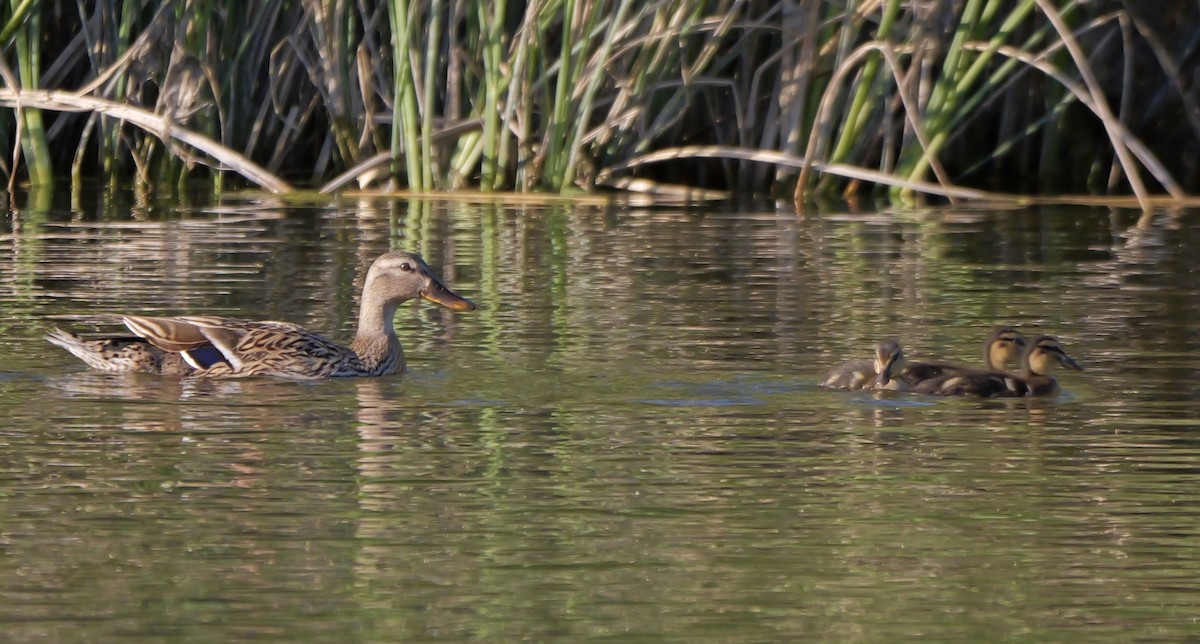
left=0, top=1, right=1196, bottom=204
left=0, top=88, right=293, bottom=192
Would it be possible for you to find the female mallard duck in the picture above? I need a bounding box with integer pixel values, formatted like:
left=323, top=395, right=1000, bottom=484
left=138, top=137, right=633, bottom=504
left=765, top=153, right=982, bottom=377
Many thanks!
left=45, top=251, right=475, bottom=379
left=821, top=341, right=906, bottom=391
left=899, top=327, right=1027, bottom=387
left=912, top=335, right=1082, bottom=397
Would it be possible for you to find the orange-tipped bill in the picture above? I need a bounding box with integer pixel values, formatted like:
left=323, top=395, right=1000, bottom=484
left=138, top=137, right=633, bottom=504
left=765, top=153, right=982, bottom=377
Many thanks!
left=420, top=277, right=476, bottom=311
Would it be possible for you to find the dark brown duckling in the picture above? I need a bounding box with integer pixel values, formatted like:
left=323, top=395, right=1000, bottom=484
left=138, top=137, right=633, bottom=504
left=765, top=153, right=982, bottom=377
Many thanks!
left=912, top=335, right=1082, bottom=397
left=821, top=341, right=906, bottom=391
left=900, top=327, right=1026, bottom=387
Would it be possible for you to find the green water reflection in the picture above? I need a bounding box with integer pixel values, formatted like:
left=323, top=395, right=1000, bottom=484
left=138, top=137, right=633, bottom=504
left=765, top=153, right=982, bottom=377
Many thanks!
left=0, top=195, right=1197, bottom=640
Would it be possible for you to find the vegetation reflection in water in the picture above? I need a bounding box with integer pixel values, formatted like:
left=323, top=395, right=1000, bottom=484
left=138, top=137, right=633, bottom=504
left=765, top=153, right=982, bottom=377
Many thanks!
left=0, top=197, right=1197, bottom=640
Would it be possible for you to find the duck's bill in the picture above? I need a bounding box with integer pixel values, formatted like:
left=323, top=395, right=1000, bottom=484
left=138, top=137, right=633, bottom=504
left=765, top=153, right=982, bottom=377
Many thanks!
left=1059, top=355, right=1083, bottom=371
left=421, top=278, right=477, bottom=311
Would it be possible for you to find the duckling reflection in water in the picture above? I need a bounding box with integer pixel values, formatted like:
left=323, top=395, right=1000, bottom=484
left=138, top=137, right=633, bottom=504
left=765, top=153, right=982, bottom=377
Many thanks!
left=900, top=327, right=1026, bottom=388
left=912, top=335, right=1082, bottom=397
left=821, top=341, right=906, bottom=391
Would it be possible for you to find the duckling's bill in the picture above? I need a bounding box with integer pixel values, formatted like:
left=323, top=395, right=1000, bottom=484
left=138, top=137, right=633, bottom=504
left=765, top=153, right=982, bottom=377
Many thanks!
left=1059, top=354, right=1083, bottom=371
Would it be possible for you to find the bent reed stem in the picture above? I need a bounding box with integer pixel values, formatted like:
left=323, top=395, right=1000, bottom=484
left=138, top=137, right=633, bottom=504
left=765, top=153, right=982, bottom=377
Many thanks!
left=0, top=1, right=1192, bottom=207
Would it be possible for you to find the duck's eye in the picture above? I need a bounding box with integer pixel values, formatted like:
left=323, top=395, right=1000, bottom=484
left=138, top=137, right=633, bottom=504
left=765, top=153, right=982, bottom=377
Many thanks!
left=400, top=262, right=412, bottom=272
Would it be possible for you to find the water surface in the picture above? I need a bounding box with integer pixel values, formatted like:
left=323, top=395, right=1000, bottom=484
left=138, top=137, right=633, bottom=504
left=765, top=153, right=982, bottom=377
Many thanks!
left=1, top=195, right=1198, bottom=640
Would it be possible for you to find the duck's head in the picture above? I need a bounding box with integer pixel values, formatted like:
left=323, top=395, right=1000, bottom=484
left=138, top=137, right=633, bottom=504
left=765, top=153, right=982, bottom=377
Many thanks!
left=873, top=340, right=905, bottom=388
left=985, top=327, right=1027, bottom=371
left=1024, top=335, right=1082, bottom=375
left=367, top=251, right=476, bottom=311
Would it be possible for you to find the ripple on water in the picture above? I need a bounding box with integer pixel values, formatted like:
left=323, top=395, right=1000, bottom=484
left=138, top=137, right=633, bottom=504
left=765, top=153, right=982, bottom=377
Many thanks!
left=0, top=203, right=1198, bottom=639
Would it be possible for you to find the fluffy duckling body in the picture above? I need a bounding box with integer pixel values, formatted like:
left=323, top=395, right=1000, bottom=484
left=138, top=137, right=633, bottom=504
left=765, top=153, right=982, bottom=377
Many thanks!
left=900, top=327, right=1026, bottom=387
left=912, top=335, right=1082, bottom=397
left=821, top=341, right=906, bottom=391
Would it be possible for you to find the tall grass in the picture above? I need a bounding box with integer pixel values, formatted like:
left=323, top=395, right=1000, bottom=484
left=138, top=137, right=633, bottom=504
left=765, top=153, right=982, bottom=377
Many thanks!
left=0, top=0, right=1197, bottom=206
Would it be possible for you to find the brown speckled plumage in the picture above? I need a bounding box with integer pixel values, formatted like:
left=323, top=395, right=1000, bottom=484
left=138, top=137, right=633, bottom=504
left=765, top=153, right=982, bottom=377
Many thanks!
left=44, top=329, right=195, bottom=375
left=46, top=252, right=475, bottom=380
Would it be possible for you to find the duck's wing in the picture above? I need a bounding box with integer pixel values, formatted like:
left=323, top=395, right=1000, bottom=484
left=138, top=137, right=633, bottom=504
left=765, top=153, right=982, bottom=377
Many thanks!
left=123, top=315, right=273, bottom=371
left=124, top=315, right=366, bottom=379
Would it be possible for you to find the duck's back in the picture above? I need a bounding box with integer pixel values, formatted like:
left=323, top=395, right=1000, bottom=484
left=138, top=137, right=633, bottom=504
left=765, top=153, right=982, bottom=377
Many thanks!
left=821, top=360, right=878, bottom=390
left=900, top=361, right=967, bottom=386
left=909, top=370, right=1059, bottom=398
left=201, top=324, right=385, bottom=379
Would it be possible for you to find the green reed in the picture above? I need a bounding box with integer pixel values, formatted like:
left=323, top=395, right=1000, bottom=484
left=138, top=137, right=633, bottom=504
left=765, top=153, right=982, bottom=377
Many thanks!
left=0, top=1, right=1193, bottom=204
left=7, top=0, right=51, bottom=186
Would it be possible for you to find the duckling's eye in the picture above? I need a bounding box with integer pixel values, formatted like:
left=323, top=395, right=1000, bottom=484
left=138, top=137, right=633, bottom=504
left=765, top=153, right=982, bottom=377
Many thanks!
left=400, top=262, right=412, bottom=272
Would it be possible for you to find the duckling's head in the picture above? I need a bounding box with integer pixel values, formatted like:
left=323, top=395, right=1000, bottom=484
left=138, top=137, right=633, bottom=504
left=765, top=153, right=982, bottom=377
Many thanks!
left=873, top=341, right=905, bottom=388
left=986, top=327, right=1027, bottom=371
left=367, top=252, right=476, bottom=311
left=1024, top=335, right=1082, bottom=375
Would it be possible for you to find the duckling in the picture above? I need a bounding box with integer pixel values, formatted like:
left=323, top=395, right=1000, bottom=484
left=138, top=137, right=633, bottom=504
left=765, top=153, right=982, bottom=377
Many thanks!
left=912, top=335, right=1082, bottom=397
left=821, top=341, right=906, bottom=391
left=900, top=327, right=1026, bottom=387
